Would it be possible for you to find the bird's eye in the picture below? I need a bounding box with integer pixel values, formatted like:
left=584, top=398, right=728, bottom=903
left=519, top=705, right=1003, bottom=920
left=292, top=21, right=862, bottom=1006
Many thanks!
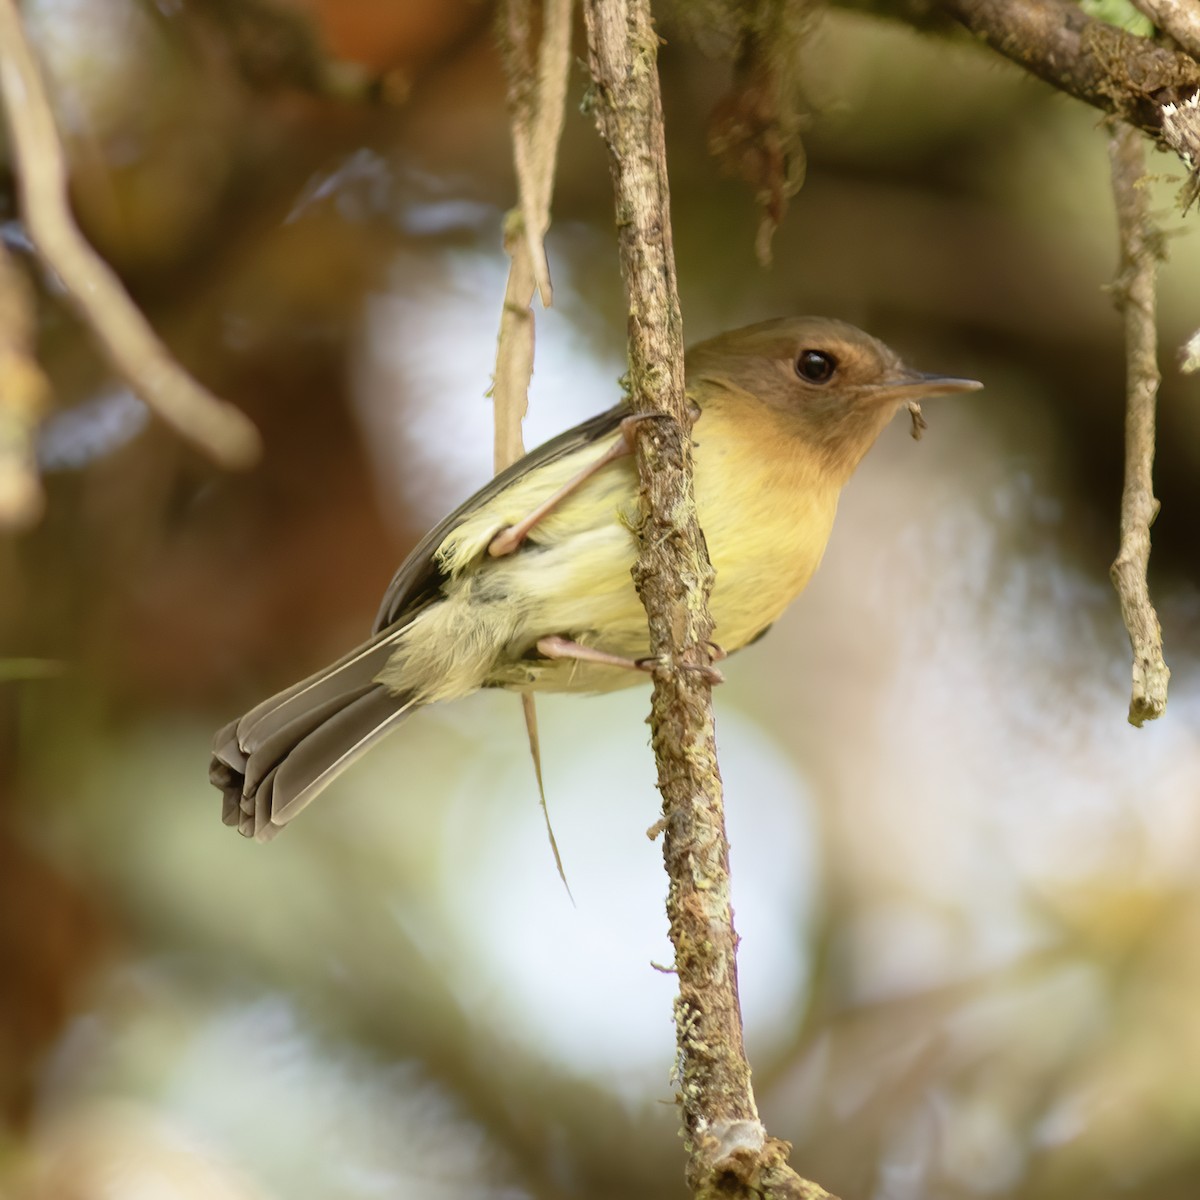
left=795, top=350, right=837, bottom=383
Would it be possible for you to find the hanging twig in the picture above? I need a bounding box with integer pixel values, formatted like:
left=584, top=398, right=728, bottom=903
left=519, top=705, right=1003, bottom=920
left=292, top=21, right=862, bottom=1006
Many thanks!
left=500, top=0, right=573, bottom=312
left=581, top=2, right=835, bottom=1196
left=1107, top=122, right=1169, bottom=727
left=493, top=0, right=573, bottom=469
left=494, top=0, right=575, bottom=888
left=704, top=0, right=814, bottom=266
left=0, top=0, right=260, bottom=469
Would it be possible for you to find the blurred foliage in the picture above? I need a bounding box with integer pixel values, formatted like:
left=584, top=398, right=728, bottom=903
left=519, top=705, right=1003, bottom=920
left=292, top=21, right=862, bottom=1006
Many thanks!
left=2, top=2, right=1200, bottom=1199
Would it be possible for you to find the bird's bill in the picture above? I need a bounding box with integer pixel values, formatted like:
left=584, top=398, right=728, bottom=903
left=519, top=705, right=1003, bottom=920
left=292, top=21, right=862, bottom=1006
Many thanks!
left=873, top=369, right=984, bottom=402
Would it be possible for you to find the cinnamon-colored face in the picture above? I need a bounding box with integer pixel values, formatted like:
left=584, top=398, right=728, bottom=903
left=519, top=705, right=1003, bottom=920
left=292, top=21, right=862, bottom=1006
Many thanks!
left=687, top=316, right=982, bottom=477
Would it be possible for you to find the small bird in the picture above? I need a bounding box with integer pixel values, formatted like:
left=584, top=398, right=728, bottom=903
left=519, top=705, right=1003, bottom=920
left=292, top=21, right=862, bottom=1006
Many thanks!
left=211, top=317, right=980, bottom=841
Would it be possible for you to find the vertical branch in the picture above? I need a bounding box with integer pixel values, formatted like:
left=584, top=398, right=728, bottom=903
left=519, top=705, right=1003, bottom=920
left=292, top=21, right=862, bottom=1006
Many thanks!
left=1107, top=122, right=1169, bottom=726
left=494, top=0, right=573, bottom=472
left=494, top=0, right=575, bottom=882
left=581, top=2, right=834, bottom=1196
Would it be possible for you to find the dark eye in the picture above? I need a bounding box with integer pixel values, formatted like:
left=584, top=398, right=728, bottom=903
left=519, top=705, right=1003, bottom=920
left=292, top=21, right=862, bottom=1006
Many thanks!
left=795, top=350, right=837, bottom=384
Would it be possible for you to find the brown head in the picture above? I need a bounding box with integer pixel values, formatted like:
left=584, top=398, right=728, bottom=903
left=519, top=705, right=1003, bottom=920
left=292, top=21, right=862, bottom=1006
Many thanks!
left=686, top=317, right=982, bottom=482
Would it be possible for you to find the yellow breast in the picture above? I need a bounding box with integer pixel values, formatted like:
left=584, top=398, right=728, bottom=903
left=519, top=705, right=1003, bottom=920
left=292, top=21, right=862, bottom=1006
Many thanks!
left=694, top=399, right=840, bottom=651
left=389, top=395, right=841, bottom=700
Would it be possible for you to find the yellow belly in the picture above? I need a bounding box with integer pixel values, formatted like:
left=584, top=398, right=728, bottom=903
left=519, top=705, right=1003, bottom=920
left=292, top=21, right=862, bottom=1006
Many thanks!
left=380, top=401, right=839, bottom=699
left=495, top=402, right=838, bottom=693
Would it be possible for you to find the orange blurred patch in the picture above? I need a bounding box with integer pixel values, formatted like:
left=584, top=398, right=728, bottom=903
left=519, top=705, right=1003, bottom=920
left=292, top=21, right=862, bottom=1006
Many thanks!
left=298, top=0, right=483, bottom=75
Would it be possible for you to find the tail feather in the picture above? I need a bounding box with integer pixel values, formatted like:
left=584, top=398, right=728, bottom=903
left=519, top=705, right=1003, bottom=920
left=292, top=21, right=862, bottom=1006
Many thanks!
left=210, top=633, right=418, bottom=842
left=240, top=684, right=377, bottom=799
left=230, top=628, right=403, bottom=762
left=268, top=687, right=416, bottom=829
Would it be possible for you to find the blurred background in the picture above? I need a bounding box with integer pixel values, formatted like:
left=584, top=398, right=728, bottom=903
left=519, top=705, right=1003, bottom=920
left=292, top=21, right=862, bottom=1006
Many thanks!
left=2, top=2, right=1200, bottom=1197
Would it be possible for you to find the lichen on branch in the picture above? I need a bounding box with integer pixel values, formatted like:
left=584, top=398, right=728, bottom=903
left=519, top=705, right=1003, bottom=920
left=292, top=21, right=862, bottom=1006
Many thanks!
left=580, top=1, right=837, bottom=1196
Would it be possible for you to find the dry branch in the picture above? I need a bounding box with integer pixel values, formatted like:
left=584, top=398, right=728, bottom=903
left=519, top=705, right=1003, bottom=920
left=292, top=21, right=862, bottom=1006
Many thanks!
left=0, top=0, right=260, bottom=470
left=938, top=0, right=1200, bottom=187
left=494, top=0, right=575, bottom=884
left=493, top=0, right=573, bottom=471
left=581, top=1, right=834, bottom=1195
left=1107, top=122, right=1169, bottom=726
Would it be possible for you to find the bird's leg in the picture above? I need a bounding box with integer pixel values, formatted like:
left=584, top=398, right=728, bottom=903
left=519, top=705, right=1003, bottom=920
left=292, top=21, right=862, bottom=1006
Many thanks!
left=488, top=414, right=667, bottom=558
left=536, top=635, right=650, bottom=673
left=535, top=635, right=724, bottom=684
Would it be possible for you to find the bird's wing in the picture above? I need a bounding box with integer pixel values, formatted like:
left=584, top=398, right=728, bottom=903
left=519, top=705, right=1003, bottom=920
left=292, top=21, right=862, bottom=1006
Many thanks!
left=371, top=404, right=628, bottom=633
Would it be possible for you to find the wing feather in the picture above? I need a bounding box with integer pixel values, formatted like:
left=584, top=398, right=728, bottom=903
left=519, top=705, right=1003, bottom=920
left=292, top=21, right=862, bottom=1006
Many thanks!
left=371, top=404, right=627, bottom=633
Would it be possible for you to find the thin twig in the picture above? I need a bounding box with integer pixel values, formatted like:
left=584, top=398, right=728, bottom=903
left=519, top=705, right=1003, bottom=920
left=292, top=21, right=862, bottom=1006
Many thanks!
left=581, top=2, right=835, bottom=1196
left=0, top=241, right=50, bottom=529
left=1107, top=122, right=1169, bottom=726
left=499, top=0, right=573, bottom=312
left=493, top=211, right=540, bottom=479
left=493, top=0, right=573, bottom=509
left=494, top=0, right=575, bottom=889
left=0, top=0, right=260, bottom=469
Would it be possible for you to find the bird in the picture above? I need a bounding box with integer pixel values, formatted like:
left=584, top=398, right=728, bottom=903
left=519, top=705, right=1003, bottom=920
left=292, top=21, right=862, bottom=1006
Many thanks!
left=210, top=316, right=981, bottom=842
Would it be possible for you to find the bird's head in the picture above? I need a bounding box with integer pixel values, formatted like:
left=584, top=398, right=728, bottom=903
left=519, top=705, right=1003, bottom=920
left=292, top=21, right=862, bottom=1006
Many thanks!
left=687, top=316, right=982, bottom=482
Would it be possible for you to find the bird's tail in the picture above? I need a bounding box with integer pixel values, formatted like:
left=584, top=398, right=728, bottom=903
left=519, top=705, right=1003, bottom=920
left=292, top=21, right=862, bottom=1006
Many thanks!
left=210, top=630, right=417, bottom=843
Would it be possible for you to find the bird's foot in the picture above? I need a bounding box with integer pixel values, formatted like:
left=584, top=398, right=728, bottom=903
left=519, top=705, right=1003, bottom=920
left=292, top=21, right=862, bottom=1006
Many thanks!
left=635, top=653, right=725, bottom=686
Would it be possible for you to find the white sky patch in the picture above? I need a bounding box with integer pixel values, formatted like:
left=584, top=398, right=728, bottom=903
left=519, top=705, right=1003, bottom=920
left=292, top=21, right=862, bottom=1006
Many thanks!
left=402, top=688, right=821, bottom=1097
left=353, top=238, right=624, bottom=537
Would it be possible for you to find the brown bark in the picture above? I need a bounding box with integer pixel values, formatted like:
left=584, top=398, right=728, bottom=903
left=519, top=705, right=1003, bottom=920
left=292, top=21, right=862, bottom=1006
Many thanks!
left=581, top=1, right=837, bottom=1195
left=938, top=0, right=1200, bottom=159
left=1107, top=123, right=1170, bottom=725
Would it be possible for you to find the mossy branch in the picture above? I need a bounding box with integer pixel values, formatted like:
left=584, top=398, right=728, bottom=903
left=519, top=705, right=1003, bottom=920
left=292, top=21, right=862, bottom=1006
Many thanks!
left=581, top=1, right=837, bottom=1195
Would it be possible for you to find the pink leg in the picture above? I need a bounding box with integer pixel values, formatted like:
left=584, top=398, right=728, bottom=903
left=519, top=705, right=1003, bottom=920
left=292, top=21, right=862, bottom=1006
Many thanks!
left=536, top=635, right=649, bottom=673
left=488, top=414, right=662, bottom=558
left=536, top=635, right=724, bottom=684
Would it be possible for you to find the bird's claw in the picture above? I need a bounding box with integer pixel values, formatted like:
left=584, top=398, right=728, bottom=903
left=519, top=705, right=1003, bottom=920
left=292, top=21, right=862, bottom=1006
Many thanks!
left=635, top=654, right=724, bottom=686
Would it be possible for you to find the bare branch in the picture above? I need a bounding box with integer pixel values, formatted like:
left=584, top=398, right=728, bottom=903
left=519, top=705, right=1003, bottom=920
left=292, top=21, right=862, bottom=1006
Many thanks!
left=0, top=241, right=50, bottom=530
left=1107, top=122, right=1169, bottom=726
left=581, top=1, right=836, bottom=1195
left=0, top=0, right=261, bottom=469
left=493, top=0, right=573, bottom=470
left=499, top=0, right=574, bottom=312
left=494, top=0, right=575, bottom=889
left=938, top=0, right=1200, bottom=185
left=493, top=210, right=540, bottom=473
